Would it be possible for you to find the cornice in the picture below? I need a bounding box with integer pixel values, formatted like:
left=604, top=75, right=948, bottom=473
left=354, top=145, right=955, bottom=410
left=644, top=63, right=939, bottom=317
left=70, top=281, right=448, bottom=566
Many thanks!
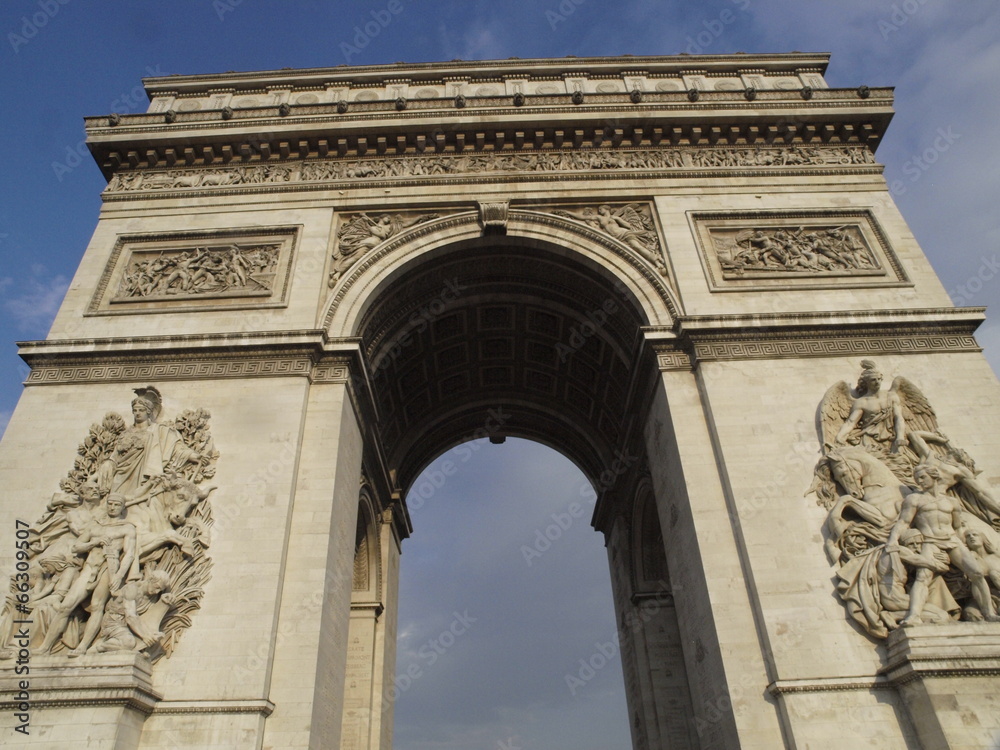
left=645, top=308, right=986, bottom=367
left=152, top=698, right=276, bottom=716
left=17, top=331, right=364, bottom=386
left=86, top=88, right=892, bottom=179
left=767, top=675, right=891, bottom=695
left=141, top=53, right=834, bottom=94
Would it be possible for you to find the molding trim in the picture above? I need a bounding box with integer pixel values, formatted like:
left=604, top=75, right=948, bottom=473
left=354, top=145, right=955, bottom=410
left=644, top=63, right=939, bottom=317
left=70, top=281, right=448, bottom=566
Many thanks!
left=653, top=350, right=694, bottom=371
left=100, top=145, right=880, bottom=201
left=645, top=308, right=985, bottom=368
left=691, top=333, right=980, bottom=362
left=24, top=357, right=313, bottom=385
left=0, top=654, right=162, bottom=715
left=767, top=676, right=892, bottom=696
left=18, top=332, right=362, bottom=386
left=152, top=699, right=276, bottom=717
left=311, top=357, right=352, bottom=383
left=0, top=686, right=162, bottom=714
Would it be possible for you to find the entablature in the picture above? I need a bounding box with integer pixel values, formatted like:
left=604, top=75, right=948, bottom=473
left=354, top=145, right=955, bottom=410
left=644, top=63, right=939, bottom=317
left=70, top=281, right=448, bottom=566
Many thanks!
left=644, top=307, right=986, bottom=368
left=83, top=54, right=892, bottom=180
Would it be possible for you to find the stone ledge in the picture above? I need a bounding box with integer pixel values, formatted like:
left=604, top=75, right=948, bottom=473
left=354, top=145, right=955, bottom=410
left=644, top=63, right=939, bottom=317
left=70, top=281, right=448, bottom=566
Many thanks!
left=0, top=653, right=161, bottom=714
left=881, top=622, right=1000, bottom=685
left=767, top=675, right=892, bottom=695
left=152, top=698, right=275, bottom=716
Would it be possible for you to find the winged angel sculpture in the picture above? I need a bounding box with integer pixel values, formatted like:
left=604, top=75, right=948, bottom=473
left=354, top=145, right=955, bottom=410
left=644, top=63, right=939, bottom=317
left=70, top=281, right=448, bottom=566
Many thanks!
left=0, top=386, right=218, bottom=661
left=553, top=204, right=667, bottom=275
left=329, top=212, right=439, bottom=285
left=808, top=360, right=1000, bottom=638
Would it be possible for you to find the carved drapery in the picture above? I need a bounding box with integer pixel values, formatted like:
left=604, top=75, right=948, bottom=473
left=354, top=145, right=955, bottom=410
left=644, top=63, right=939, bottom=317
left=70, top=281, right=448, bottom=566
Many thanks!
left=0, top=386, right=218, bottom=663
left=114, top=244, right=281, bottom=301
left=690, top=210, right=907, bottom=291
left=88, top=227, right=298, bottom=315
left=808, top=361, right=1000, bottom=639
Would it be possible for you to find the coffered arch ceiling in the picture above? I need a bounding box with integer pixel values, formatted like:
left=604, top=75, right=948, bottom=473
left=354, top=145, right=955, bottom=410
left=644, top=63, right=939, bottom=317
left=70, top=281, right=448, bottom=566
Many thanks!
left=356, top=239, right=657, bottom=495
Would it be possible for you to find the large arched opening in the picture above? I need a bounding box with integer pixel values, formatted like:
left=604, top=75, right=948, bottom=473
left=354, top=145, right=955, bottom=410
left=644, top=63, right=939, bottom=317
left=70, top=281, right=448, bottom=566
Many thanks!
left=393, top=438, right=629, bottom=748
left=334, top=222, right=698, bottom=748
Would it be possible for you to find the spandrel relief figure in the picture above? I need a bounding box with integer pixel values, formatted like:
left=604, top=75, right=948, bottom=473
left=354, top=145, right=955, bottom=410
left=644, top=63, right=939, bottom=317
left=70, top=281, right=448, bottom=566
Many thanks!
left=0, top=386, right=217, bottom=662
left=329, top=212, right=439, bottom=285
left=808, top=361, right=1000, bottom=639
left=554, top=203, right=666, bottom=274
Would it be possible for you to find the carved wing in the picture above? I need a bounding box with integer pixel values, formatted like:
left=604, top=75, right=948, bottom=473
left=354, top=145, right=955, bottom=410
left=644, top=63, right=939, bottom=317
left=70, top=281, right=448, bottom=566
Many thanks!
left=336, top=214, right=378, bottom=249
left=165, top=408, right=219, bottom=484
left=615, top=204, right=647, bottom=232
left=891, top=376, right=939, bottom=435
left=819, top=381, right=853, bottom=450
left=388, top=214, right=408, bottom=235
left=144, top=497, right=214, bottom=662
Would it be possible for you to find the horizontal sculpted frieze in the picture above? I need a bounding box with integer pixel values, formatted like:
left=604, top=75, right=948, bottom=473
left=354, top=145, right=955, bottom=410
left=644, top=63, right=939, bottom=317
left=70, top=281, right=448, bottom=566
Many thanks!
left=104, top=146, right=877, bottom=194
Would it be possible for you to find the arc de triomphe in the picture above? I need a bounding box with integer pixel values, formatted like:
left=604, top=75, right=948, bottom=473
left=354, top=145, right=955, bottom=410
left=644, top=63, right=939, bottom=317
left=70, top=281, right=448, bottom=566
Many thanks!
left=2, top=54, right=1000, bottom=749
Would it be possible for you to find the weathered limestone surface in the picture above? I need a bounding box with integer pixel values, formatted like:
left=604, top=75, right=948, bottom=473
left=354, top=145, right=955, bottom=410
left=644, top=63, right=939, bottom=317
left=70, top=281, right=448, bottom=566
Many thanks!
left=2, top=54, right=998, bottom=749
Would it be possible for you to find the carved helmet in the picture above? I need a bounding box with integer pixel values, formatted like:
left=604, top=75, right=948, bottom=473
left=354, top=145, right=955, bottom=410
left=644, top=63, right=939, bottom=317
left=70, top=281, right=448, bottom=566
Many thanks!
left=132, top=385, right=163, bottom=420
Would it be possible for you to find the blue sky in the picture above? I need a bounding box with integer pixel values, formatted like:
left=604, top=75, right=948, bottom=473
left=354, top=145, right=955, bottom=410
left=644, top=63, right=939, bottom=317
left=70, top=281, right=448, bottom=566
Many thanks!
left=1, top=1, right=999, bottom=748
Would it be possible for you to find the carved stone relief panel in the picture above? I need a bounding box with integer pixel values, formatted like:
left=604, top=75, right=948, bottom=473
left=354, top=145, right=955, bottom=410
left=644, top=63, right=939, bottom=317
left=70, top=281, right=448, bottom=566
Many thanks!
left=103, top=146, right=877, bottom=198
left=808, top=361, right=1000, bottom=639
left=690, top=210, right=908, bottom=291
left=550, top=202, right=667, bottom=274
left=329, top=211, right=444, bottom=286
left=88, top=227, right=298, bottom=315
left=0, top=386, right=218, bottom=662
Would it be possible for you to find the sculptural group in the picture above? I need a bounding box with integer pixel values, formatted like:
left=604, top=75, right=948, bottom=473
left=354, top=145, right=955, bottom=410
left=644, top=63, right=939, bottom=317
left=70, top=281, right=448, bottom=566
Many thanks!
left=0, top=386, right=218, bottom=661
left=117, top=244, right=279, bottom=299
left=714, top=225, right=877, bottom=275
left=810, top=361, right=1000, bottom=638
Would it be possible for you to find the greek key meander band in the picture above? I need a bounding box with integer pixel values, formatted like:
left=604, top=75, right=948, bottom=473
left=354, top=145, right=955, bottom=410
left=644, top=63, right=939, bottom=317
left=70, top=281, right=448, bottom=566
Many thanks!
left=19, top=334, right=980, bottom=385
left=692, top=334, right=981, bottom=361
left=654, top=334, right=981, bottom=370
left=23, top=357, right=353, bottom=385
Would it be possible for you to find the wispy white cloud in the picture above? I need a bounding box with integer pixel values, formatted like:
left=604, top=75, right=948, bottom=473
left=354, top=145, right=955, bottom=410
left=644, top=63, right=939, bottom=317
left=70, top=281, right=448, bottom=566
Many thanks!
left=2, top=271, right=70, bottom=335
left=438, top=20, right=510, bottom=61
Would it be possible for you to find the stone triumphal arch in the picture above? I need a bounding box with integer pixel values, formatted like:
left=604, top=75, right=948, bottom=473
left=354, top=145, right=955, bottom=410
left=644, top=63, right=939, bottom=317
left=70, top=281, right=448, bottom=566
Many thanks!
left=2, top=54, right=1000, bottom=749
